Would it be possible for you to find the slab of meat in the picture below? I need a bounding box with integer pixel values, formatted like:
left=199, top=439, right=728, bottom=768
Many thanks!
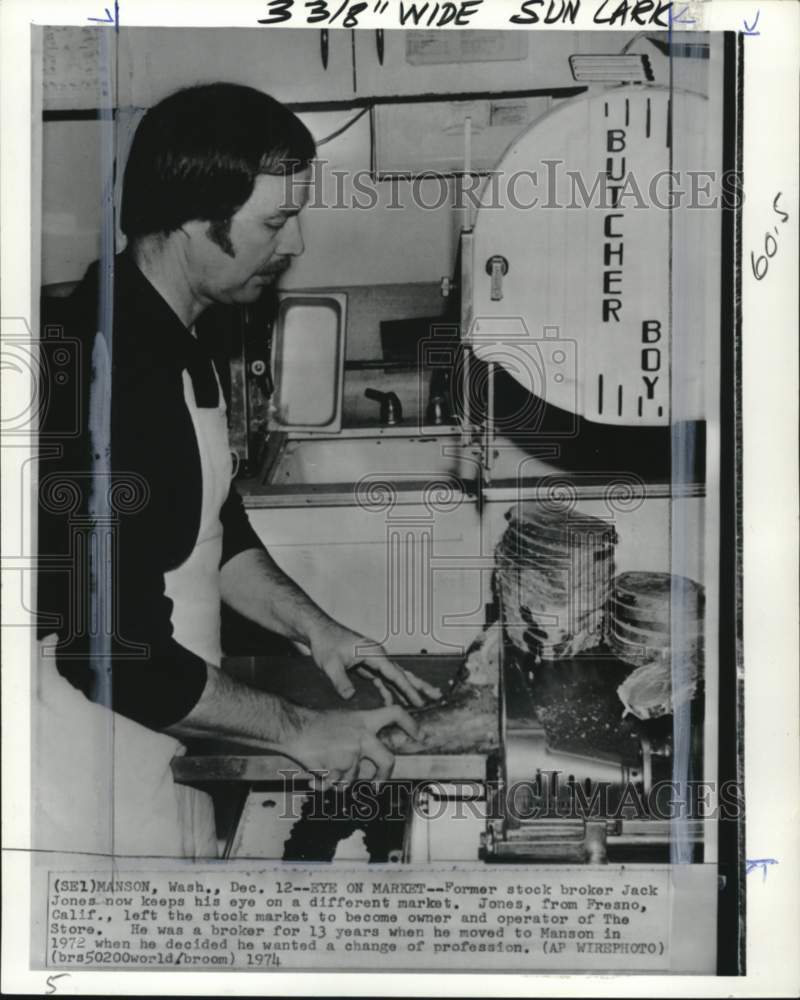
left=382, top=682, right=499, bottom=755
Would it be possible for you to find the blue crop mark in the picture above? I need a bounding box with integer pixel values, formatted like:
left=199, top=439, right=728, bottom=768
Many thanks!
left=745, top=858, right=778, bottom=881
left=669, top=5, right=697, bottom=27
left=742, top=10, right=760, bottom=35
left=88, top=1, right=119, bottom=28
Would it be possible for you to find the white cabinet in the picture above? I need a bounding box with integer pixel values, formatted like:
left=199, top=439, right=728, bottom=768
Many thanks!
left=121, top=27, right=355, bottom=108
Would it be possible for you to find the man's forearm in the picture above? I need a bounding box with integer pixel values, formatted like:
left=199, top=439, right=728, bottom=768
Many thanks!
left=165, top=661, right=311, bottom=749
left=220, top=547, right=333, bottom=646
left=165, top=660, right=420, bottom=786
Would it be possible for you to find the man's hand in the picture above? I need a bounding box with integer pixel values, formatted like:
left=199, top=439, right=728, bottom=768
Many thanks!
left=219, top=549, right=440, bottom=706
left=167, top=665, right=417, bottom=790
left=281, top=704, right=419, bottom=789
left=308, top=621, right=441, bottom=707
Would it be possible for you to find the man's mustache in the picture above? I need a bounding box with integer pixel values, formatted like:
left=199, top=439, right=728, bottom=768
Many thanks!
left=260, top=258, right=291, bottom=277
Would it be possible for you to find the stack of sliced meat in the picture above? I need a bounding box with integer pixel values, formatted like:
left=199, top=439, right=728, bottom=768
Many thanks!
left=611, top=571, right=705, bottom=719
left=495, top=502, right=617, bottom=661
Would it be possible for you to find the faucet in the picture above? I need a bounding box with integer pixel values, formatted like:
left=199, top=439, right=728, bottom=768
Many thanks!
left=426, top=394, right=446, bottom=426
left=364, top=388, right=402, bottom=426
left=426, top=366, right=452, bottom=426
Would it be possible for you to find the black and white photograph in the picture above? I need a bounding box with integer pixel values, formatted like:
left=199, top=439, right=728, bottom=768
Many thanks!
left=1, top=1, right=798, bottom=994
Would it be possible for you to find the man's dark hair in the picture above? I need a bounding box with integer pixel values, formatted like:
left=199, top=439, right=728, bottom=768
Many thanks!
left=120, top=83, right=315, bottom=244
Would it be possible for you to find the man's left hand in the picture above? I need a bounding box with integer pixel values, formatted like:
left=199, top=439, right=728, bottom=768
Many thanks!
left=309, top=621, right=441, bottom=708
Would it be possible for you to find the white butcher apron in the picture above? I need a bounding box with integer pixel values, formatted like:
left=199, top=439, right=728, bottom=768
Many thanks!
left=162, top=366, right=232, bottom=666
left=34, top=362, right=231, bottom=859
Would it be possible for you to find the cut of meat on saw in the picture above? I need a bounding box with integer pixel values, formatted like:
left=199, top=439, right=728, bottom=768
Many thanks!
left=611, top=571, right=705, bottom=720
left=494, top=502, right=617, bottom=661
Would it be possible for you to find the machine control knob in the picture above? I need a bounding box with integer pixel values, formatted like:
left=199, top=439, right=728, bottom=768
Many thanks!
left=249, top=358, right=274, bottom=397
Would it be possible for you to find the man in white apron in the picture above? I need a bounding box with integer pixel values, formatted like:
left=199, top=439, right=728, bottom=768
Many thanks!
left=35, top=83, right=438, bottom=858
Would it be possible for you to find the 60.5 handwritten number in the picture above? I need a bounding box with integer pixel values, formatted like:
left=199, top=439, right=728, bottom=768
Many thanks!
left=751, top=193, right=789, bottom=281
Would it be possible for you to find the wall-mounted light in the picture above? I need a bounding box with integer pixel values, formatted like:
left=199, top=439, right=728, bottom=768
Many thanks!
left=568, top=54, right=654, bottom=83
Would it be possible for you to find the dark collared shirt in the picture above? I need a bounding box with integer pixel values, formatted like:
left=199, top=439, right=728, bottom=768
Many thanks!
left=38, top=252, right=266, bottom=729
